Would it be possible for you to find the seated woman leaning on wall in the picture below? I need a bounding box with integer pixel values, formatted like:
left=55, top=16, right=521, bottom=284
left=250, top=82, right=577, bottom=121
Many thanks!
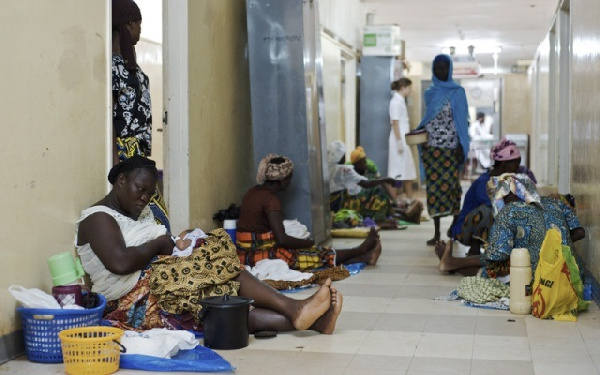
left=449, top=138, right=523, bottom=256
left=436, top=173, right=585, bottom=278
left=236, top=153, right=383, bottom=269
left=76, top=155, right=342, bottom=334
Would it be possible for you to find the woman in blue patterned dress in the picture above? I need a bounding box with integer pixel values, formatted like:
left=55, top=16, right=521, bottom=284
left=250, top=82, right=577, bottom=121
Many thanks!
left=416, top=54, right=470, bottom=245
left=437, top=174, right=585, bottom=277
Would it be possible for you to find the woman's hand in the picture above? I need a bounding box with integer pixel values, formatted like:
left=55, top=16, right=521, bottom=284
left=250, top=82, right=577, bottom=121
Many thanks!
left=396, top=138, right=404, bottom=153
left=157, top=234, right=176, bottom=255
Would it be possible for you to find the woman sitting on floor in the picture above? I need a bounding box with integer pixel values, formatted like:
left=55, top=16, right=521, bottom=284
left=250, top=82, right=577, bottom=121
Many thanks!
left=236, top=153, right=382, bottom=270
left=76, top=155, right=342, bottom=334
left=449, top=138, right=523, bottom=256
left=437, top=173, right=585, bottom=277
left=346, top=145, right=422, bottom=225
left=328, top=141, right=400, bottom=229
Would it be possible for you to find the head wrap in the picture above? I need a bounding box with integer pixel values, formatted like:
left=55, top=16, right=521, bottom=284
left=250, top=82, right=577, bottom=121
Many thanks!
left=256, top=153, right=294, bottom=184
left=490, top=137, right=521, bottom=161
left=112, top=0, right=142, bottom=72
left=108, top=154, right=156, bottom=184
left=517, top=165, right=537, bottom=184
left=350, top=146, right=367, bottom=164
left=487, top=173, right=541, bottom=216
left=328, top=141, right=347, bottom=165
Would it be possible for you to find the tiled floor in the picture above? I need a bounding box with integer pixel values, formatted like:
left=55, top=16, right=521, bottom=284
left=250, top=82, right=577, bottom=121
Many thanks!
left=2, top=205, right=599, bottom=374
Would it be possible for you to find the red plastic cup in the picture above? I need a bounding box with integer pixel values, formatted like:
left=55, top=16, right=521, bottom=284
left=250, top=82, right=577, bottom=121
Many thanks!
left=51, top=284, right=83, bottom=307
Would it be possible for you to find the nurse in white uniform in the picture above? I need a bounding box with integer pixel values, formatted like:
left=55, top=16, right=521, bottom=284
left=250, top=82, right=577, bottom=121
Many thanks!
left=388, top=78, right=417, bottom=200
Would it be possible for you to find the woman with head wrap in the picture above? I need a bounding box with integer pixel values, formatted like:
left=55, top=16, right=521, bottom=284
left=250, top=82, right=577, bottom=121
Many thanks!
left=112, top=0, right=170, bottom=231
left=77, top=155, right=343, bottom=334
left=436, top=173, right=584, bottom=277
left=237, top=153, right=383, bottom=269
left=415, top=54, right=470, bottom=245
left=344, top=146, right=421, bottom=226
left=328, top=141, right=398, bottom=218
left=448, top=138, right=523, bottom=256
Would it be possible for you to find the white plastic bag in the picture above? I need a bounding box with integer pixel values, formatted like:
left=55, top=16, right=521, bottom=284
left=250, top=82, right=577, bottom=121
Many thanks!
left=121, top=329, right=199, bottom=358
left=8, top=285, right=61, bottom=309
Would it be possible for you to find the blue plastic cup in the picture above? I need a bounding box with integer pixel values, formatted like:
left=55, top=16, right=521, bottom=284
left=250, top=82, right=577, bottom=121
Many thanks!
left=223, top=220, right=237, bottom=244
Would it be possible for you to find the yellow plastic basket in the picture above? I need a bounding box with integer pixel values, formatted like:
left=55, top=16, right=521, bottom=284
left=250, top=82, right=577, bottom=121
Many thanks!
left=58, top=326, right=124, bottom=375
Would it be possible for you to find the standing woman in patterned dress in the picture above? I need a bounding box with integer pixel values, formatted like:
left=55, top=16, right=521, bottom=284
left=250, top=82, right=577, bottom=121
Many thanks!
left=416, top=54, right=470, bottom=245
left=112, top=0, right=170, bottom=231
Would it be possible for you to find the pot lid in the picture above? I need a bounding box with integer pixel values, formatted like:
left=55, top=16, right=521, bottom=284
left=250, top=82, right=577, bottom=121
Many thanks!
left=200, top=294, right=253, bottom=308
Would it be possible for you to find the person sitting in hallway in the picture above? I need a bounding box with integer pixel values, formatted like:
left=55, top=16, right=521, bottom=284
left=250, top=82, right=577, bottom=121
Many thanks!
left=76, top=155, right=342, bottom=334
left=436, top=173, right=585, bottom=277
left=236, top=153, right=382, bottom=269
left=344, top=145, right=418, bottom=228
left=449, top=138, right=524, bottom=256
left=328, top=141, right=400, bottom=229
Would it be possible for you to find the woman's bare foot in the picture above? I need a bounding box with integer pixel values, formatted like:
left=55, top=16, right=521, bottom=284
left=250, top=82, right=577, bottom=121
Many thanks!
left=438, top=241, right=453, bottom=272
left=405, top=201, right=422, bottom=218
left=358, top=227, right=379, bottom=252
left=378, top=219, right=397, bottom=230
left=291, top=278, right=331, bottom=330
left=434, top=240, right=447, bottom=260
left=310, top=286, right=343, bottom=334
left=366, top=240, right=382, bottom=266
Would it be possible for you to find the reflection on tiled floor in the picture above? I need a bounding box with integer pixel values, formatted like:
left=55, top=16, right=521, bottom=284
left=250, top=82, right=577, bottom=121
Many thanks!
left=2, top=211, right=599, bottom=374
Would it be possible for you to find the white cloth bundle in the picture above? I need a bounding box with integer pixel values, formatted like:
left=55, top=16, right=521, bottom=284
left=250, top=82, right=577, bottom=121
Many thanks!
left=247, top=259, right=313, bottom=282
left=172, top=228, right=208, bottom=257
left=120, top=329, right=199, bottom=359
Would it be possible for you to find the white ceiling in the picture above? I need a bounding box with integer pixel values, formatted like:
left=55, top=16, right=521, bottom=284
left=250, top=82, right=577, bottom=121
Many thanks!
left=360, top=0, right=561, bottom=74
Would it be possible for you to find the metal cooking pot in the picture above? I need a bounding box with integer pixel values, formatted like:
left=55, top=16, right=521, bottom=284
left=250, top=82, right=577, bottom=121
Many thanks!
left=199, top=294, right=253, bottom=350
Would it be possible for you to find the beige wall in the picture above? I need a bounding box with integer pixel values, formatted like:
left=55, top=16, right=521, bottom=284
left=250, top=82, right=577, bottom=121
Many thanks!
left=322, top=36, right=344, bottom=146
left=0, top=1, right=108, bottom=337
left=571, top=0, right=600, bottom=283
left=187, top=1, right=253, bottom=230
left=502, top=74, right=532, bottom=137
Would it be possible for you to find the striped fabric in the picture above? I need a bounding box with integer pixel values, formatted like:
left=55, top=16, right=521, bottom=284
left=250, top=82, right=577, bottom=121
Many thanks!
left=236, top=231, right=336, bottom=271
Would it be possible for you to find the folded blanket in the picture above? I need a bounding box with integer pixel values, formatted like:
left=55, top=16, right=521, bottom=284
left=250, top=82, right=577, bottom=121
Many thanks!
left=456, top=276, right=510, bottom=304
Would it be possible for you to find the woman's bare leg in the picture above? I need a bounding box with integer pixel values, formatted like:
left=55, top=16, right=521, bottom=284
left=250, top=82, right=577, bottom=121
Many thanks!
left=248, top=308, right=294, bottom=333
left=467, top=239, right=482, bottom=256
left=427, top=217, right=441, bottom=245
left=404, top=180, right=414, bottom=200
left=384, top=182, right=398, bottom=201
left=437, top=240, right=480, bottom=276
left=236, top=271, right=331, bottom=330
left=248, top=285, right=343, bottom=334
left=343, top=240, right=382, bottom=266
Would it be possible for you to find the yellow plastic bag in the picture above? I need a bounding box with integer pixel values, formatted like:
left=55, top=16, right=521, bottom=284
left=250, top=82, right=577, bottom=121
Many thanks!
left=531, top=228, right=578, bottom=321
